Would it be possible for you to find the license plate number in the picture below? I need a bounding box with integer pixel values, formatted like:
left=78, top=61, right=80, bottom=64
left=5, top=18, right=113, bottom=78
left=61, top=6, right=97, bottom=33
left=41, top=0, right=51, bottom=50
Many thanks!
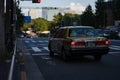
left=86, top=42, right=95, bottom=47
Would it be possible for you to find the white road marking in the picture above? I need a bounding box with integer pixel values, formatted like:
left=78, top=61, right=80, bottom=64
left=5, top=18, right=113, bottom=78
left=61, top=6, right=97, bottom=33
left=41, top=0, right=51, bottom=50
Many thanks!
left=109, top=45, right=120, bottom=50
left=25, top=41, right=29, bottom=43
left=43, top=47, right=49, bottom=51
left=45, top=41, right=48, bottom=42
left=41, top=56, right=52, bottom=60
left=32, top=53, right=58, bottom=56
left=32, top=47, right=41, bottom=52
left=46, top=61, right=56, bottom=66
left=32, top=53, right=49, bottom=56
left=38, top=44, right=47, bottom=46
left=109, top=40, right=120, bottom=42
left=31, top=40, right=36, bottom=43
left=38, top=40, right=48, bottom=43
left=38, top=41, right=44, bottom=42
left=109, top=52, right=120, bottom=54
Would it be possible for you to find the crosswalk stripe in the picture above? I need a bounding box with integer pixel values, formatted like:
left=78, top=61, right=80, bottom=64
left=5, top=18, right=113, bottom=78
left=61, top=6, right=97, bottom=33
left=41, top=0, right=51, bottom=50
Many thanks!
left=43, top=47, right=49, bottom=51
left=32, top=53, right=58, bottom=56
left=109, top=52, right=120, bottom=54
left=31, top=47, right=41, bottom=52
left=25, top=41, right=29, bottom=43
left=109, top=45, right=120, bottom=50
left=32, top=53, right=49, bottom=56
left=31, top=40, right=36, bottom=43
left=38, top=41, right=48, bottom=43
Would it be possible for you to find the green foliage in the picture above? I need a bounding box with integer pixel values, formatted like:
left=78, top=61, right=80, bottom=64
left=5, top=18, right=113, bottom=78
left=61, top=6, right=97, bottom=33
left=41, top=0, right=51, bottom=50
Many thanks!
left=81, top=5, right=95, bottom=27
left=33, top=18, right=50, bottom=31
left=16, top=6, right=24, bottom=32
left=53, top=13, right=81, bottom=27
left=21, top=22, right=32, bottom=31
left=22, top=18, right=50, bottom=32
left=53, top=13, right=63, bottom=26
left=95, top=0, right=106, bottom=27
left=113, top=0, right=120, bottom=20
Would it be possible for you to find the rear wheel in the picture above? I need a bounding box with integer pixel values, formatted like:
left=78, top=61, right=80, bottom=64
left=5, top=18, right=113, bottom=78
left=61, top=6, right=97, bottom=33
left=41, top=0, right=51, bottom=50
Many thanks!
left=61, top=49, right=69, bottom=61
left=49, top=50, right=54, bottom=57
left=48, top=44, right=54, bottom=57
left=94, top=55, right=102, bottom=61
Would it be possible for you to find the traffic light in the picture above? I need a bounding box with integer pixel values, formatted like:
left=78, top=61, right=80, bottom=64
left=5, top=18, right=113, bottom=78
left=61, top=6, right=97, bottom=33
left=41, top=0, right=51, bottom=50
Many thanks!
left=32, top=0, right=41, bottom=3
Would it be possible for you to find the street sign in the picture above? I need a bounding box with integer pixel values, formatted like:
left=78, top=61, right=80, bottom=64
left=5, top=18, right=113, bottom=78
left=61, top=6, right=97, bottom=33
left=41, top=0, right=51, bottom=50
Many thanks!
left=24, top=16, right=31, bottom=23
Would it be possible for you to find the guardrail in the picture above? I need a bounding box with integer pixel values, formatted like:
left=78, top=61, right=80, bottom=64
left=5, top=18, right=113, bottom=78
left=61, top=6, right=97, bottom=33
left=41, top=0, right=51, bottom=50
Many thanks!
left=8, top=40, right=17, bottom=80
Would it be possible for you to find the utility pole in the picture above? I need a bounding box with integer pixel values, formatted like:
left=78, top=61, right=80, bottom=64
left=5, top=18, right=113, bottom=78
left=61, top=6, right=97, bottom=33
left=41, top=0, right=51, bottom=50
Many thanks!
left=5, top=0, right=13, bottom=52
left=0, top=0, right=5, bottom=58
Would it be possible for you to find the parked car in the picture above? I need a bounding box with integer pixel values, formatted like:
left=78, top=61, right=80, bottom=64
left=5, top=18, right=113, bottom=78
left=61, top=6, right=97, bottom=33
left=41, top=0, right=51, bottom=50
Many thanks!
left=48, top=26, right=109, bottom=61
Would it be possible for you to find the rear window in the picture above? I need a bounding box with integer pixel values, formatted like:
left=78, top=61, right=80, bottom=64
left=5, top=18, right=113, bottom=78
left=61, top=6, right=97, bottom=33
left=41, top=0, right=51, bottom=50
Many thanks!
left=69, top=28, right=98, bottom=37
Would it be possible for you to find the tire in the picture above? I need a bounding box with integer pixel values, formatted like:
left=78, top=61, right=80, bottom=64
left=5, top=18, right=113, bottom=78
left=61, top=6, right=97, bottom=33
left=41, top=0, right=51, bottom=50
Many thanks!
left=61, top=49, right=68, bottom=61
left=48, top=44, right=54, bottom=57
left=94, top=55, right=102, bottom=61
left=49, top=50, right=54, bottom=57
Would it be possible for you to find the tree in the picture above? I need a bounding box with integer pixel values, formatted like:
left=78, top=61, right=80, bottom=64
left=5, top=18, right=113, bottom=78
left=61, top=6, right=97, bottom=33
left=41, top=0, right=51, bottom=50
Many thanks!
left=16, top=6, right=24, bottom=33
left=53, top=13, right=63, bottom=27
left=113, top=0, right=120, bottom=20
left=95, top=0, right=106, bottom=28
left=81, top=5, right=95, bottom=27
left=53, top=13, right=81, bottom=27
left=32, top=18, right=50, bottom=31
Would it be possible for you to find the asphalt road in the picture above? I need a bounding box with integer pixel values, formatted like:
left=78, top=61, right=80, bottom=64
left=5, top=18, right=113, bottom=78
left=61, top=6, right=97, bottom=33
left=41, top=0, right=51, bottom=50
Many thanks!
left=18, top=37, right=120, bottom=80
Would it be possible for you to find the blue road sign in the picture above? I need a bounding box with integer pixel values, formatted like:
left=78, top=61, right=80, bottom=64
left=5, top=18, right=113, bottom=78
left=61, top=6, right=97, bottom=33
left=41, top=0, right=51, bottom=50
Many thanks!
left=24, top=16, right=31, bottom=23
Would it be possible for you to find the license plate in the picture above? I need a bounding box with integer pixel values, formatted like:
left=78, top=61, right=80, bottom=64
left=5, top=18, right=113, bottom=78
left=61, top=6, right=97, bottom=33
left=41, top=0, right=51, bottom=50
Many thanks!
left=86, top=42, right=95, bottom=47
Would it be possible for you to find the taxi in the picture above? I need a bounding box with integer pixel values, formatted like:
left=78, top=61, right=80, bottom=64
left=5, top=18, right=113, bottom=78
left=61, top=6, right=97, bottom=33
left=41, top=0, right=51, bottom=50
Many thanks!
left=48, top=26, right=109, bottom=61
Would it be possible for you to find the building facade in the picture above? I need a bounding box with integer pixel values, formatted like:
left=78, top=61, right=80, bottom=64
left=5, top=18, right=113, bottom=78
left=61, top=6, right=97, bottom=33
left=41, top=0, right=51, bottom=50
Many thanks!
left=21, top=7, right=70, bottom=21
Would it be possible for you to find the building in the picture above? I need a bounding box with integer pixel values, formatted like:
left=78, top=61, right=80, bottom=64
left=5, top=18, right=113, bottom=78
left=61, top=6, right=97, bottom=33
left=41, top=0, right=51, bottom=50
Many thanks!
left=42, top=7, right=69, bottom=21
left=21, top=7, right=70, bottom=21
left=21, top=7, right=42, bottom=19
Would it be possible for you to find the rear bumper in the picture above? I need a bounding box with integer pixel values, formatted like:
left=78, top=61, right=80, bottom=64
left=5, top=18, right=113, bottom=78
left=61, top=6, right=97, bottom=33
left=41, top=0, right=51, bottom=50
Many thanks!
left=69, top=47, right=109, bottom=56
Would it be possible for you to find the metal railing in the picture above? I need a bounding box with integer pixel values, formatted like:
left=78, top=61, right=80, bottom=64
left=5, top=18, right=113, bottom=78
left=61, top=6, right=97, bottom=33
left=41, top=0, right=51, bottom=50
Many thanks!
left=8, top=40, right=17, bottom=80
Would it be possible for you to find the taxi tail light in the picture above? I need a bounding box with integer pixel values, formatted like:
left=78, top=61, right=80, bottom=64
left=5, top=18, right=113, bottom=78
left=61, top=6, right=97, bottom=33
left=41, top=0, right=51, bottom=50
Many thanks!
left=97, top=40, right=109, bottom=46
left=71, top=41, right=85, bottom=46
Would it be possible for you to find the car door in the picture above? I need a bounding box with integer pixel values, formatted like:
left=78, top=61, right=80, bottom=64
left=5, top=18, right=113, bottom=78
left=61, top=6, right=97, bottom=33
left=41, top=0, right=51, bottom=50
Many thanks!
left=56, top=29, right=67, bottom=54
left=50, top=30, right=60, bottom=52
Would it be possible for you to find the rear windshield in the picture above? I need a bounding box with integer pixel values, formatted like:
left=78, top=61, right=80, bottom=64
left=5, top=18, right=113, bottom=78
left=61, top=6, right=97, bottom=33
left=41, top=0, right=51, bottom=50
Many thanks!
left=69, top=28, right=98, bottom=37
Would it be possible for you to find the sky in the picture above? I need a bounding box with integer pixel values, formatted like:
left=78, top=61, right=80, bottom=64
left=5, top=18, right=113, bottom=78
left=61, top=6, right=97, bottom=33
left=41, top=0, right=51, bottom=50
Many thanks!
left=19, top=0, right=98, bottom=13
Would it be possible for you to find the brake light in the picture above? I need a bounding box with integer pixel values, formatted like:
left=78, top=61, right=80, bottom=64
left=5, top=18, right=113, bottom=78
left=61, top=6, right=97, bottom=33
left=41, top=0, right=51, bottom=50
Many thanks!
left=71, top=41, right=85, bottom=46
left=97, top=40, right=109, bottom=45
left=105, top=40, right=109, bottom=45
